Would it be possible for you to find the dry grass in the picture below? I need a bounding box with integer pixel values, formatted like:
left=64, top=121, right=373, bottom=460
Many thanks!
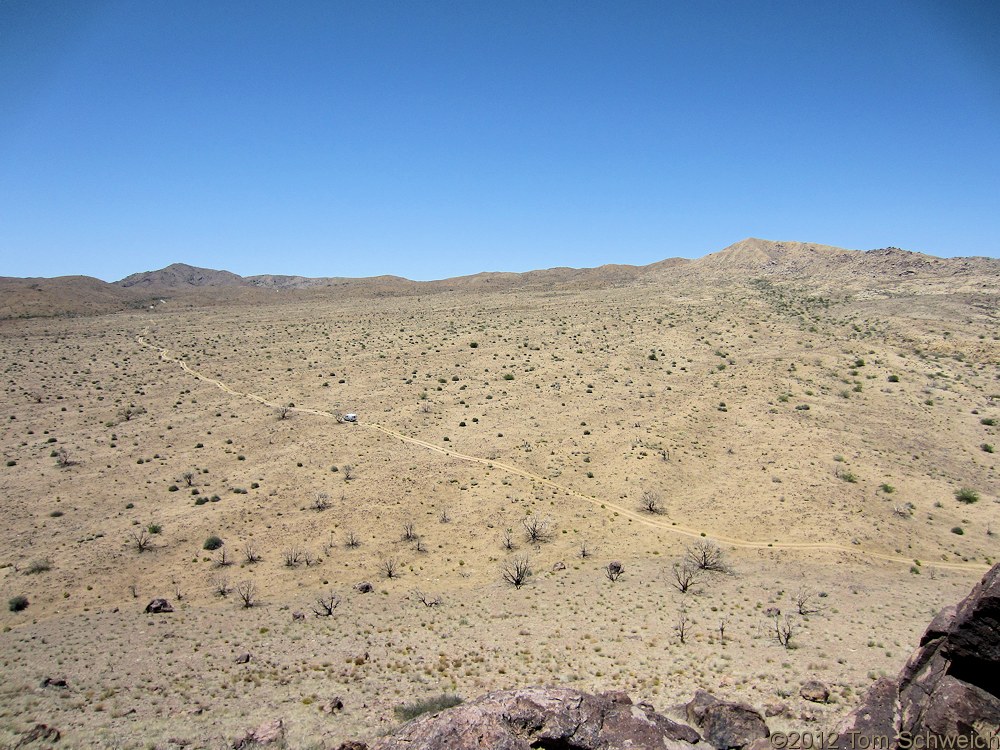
left=0, top=265, right=997, bottom=747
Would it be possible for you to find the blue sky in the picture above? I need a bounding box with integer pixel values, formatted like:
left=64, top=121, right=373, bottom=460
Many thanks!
left=1, top=1, right=998, bottom=281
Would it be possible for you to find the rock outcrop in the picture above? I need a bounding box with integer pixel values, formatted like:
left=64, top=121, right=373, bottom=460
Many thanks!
left=833, top=563, right=1000, bottom=748
left=686, top=690, right=770, bottom=750
left=364, top=686, right=703, bottom=750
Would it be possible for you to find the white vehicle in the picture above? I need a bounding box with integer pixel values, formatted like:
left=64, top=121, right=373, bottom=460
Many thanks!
left=343, top=413, right=358, bottom=423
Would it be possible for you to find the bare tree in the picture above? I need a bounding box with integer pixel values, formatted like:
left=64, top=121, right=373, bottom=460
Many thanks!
left=345, top=530, right=360, bottom=548
left=276, top=406, right=291, bottom=420
left=301, top=549, right=315, bottom=567
left=774, top=613, right=795, bottom=648
left=414, top=537, right=427, bottom=553
left=402, top=522, right=417, bottom=542
left=522, top=515, right=551, bottom=544
left=641, top=489, right=663, bottom=514
left=342, top=464, right=354, bottom=481
left=719, top=618, right=728, bottom=645
left=605, top=560, right=625, bottom=582
left=182, top=471, right=195, bottom=487
left=500, top=527, right=515, bottom=551
left=236, top=580, right=257, bottom=608
left=412, top=589, right=442, bottom=607
left=215, top=546, right=232, bottom=567
left=55, top=447, right=73, bottom=468
left=129, top=528, right=153, bottom=554
left=670, top=562, right=702, bottom=593
left=502, top=556, right=531, bottom=589
left=380, top=557, right=400, bottom=579
left=213, top=575, right=231, bottom=597
left=439, top=506, right=451, bottom=523
left=312, top=492, right=330, bottom=511
left=674, top=608, right=690, bottom=644
left=243, top=541, right=261, bottom=564
left=283, top=547, right=302, bottom=567
left=312, top=593, right=341, bottom=617
left=685, top=540, right=729, bottom=573
left=579, top=541, right=592, bottom=559
left=794, top=587, right=823, bottom=616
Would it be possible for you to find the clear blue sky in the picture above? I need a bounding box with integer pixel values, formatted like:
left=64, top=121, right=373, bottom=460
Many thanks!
left=2, top=1, right=998, bottom=281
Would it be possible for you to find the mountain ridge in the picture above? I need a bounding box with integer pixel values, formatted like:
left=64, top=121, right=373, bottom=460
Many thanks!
left=3, top=238, right=998, bottom=319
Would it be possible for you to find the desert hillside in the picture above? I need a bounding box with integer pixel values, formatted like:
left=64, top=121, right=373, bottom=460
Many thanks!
left=0, top=239, right=997, bottom=748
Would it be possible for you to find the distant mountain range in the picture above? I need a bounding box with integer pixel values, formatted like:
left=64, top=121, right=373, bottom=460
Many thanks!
left=2, top=238, right=998, bottom=319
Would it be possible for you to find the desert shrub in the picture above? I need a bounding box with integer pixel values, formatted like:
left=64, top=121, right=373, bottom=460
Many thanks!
left=9, top=595, right=29, bottom=612
left=887, top=374, right=899, bottom=382
left=148, top=523, right=162, bottom=535
left=951, top=527, right=964, bottom=535
left=203, top=535, right=224, bottom=550
left=955, top=488, right=980, bottom=504
left=24, top=558, right=51, bottom=574
left=983, top=444, right=995, bottom=454
left=394, top=694, right=463, bottom=722
left=980, top=418, right=996, bottom=426
left=840, top=472, right=858, bottom=483
left=502, top=373, right=514, bottom=380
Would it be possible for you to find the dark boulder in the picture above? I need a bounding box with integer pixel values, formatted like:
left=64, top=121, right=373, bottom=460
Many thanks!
left=367, top=686, right=703, bottom=750
left=833, top=563, right=1000, bottom=748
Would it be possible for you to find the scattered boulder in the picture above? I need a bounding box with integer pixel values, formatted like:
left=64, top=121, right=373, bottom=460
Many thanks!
left=145, top=598, right=173, bottom=614
left=551, top=561, right=566, bottom=571
left=686, top=690, right=769, bottom=750
left=292, top=611, right=306, bottom=621
left=321, top=696, right=345, bottom=713
left=233, top=718, right=284, bottom=748
left=16, top=723, right=60, bottom=746
left=235, top=652, right=251, bottom=664
left=355, top=582, right=374, bottom=593
left=799, top=680, right=830, bottom=703
left=833, top=562, right=1000, bottom=748
left=363, top=686, right=702, bottom=750
left=40, top=677, right=68, bottom=689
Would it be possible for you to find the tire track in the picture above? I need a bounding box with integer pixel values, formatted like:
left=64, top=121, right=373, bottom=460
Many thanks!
left=137, top=331, right=989, bottom=574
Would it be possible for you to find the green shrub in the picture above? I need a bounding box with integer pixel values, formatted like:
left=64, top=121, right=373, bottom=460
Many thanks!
left=981, top=418, right=996, bottom=426
left=840, top=472, right=858, bottom=483
left=203, top=535, right=224, bottom=550
left=502, top=373, right=514, bottom=381
left=393, top=694, right=463, bottom=722
left=887, top=374, right=899, bottom=383
left=879, top=483, right=895, bottom=494
left=9, top=595, right=29, bottom=612
left=951, top=526, right=964, bottom=535
left=148, top=523, right=162, bottom=535
left=983, top=444, right=995, bottom=454
left=955, top=488, right=980, bottom=504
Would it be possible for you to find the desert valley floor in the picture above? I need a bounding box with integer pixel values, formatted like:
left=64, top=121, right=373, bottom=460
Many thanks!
left=1, top=250, right=997, bottom=748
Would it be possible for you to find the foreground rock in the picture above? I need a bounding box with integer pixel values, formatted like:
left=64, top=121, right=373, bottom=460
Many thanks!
left=364, top=686, right=703, bottom=750
left=833, top=563, right=1000, bottom=748
left=686, top=690, right=769, bottom=750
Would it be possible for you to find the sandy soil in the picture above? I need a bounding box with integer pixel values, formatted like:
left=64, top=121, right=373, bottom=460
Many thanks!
left=0, top=276, right=996, bottom=748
